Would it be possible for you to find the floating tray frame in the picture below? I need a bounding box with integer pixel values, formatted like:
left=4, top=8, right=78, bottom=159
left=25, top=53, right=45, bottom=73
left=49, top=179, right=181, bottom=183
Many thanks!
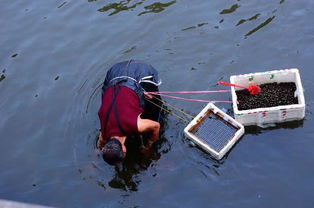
left=230, top=68, right=305, bottom=126
left=184, top=103, right=245, bottom=160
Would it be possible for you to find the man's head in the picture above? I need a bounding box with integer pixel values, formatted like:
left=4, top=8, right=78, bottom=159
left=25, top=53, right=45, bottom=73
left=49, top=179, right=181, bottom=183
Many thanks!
left=102, top=138, right=125, bottom=165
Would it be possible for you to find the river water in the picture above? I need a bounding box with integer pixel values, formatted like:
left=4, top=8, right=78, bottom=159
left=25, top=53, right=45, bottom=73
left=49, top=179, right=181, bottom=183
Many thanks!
left=1, top=0, right=314, bottom=207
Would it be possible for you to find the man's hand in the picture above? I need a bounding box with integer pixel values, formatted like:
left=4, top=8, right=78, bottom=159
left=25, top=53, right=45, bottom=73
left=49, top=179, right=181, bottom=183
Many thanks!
left=140, top=145, right=151, bottom=155
left=140, top=140, right=154, bottom=155
left=97, top=132, right=105, bottom=150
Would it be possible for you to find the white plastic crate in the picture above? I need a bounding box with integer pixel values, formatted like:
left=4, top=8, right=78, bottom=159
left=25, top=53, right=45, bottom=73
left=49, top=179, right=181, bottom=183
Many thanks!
left=230, top=68, right=305, bottom=126
left=184, top=103, right=245, bottom=160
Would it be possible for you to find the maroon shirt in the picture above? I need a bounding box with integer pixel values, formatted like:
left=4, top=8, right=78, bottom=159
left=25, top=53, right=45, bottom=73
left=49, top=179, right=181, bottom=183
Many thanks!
left=98, top=86, right=143, bottom=140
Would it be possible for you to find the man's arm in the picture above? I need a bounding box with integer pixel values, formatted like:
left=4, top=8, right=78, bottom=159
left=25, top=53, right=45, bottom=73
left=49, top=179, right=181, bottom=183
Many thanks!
left=137, top=117, right=160, bottom=148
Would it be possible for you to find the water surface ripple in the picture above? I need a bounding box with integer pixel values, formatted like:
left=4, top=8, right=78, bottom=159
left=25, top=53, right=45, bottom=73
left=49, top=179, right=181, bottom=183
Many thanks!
left=1, top=0, right=314, bottom=207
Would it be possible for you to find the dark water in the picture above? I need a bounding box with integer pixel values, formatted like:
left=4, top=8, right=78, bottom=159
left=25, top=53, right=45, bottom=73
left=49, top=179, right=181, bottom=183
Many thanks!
left=1, top=0, right=314, bottom=207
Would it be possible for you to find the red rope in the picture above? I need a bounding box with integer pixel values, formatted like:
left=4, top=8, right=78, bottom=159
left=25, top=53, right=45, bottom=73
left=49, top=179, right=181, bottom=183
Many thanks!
left=149, top=93, right=232, bottom=103
left=148, top=90, right=230, bottom=94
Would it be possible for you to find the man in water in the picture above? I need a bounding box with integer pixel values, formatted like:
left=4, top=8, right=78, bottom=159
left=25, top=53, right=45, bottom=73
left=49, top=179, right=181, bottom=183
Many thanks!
left=97, top=60, right=162, bottom=165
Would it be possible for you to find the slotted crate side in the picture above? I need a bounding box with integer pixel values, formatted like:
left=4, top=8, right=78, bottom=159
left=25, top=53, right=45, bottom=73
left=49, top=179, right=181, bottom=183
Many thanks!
left=184, top=103, right=220, bottom=158
left=184, top=103, right=244, bottom=160
left=194, top=115, right=237, bottom=152
left=219, top=124, right=244, bottom=160
left=230, top=68, right=305, bottom=126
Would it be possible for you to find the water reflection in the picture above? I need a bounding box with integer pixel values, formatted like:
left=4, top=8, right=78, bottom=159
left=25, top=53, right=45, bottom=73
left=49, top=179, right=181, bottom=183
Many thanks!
left=57, top=2, right=67, bottom=8
left=92, top=0, right=281, bottom=38
left=218, top=1, right=285, bottom=38
left=98, top=0, right=145, bottom=16
left=95, top=0, right=176, bottom=16
left=245, top=16, right=276, bottom=37
left=0, top=74, right=5, bottom=82
left=108, top=133, right=169, bottom=191
left=244, top=119, right=304, bottom=135
left=106, top=92, right=170, bottom=191
left=138, top=0, right=176, bottom=16
left=181, top=23, right=208, bottom=31
left=220, top=4, right=240, bottom=15
left=0, top=69, right=5, bottom=82
left=123, top=46, right=137, bottom=54
left=236, top=13, right=260, bottom=26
